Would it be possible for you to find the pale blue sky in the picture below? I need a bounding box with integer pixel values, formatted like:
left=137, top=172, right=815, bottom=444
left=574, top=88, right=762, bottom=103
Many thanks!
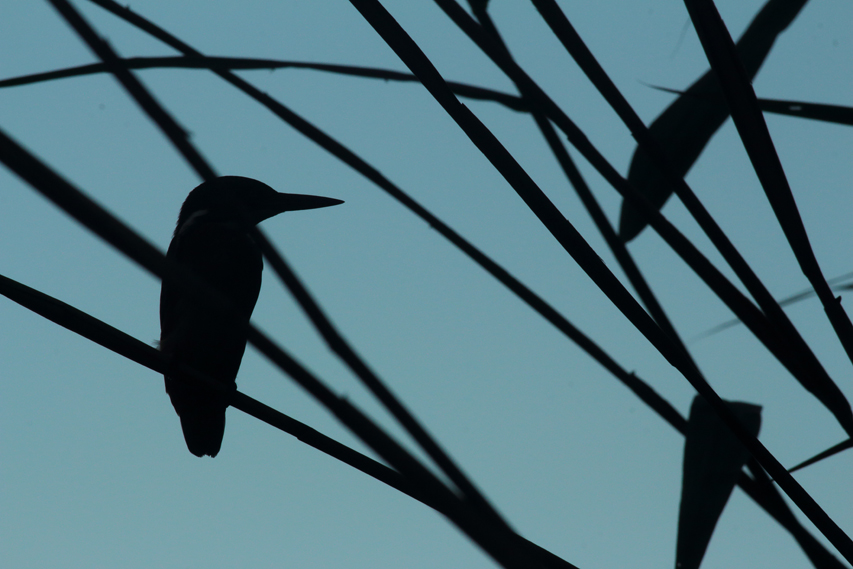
left=1, top=1, right=851, bottom=568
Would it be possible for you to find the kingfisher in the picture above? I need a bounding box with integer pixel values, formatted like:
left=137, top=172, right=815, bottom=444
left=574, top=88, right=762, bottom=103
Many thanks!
left=160, top=176, right=342, bottom=457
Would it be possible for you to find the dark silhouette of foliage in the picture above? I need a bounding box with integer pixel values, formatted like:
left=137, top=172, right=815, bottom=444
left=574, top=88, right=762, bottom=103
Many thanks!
left=1, top=0, right=850, bottom=567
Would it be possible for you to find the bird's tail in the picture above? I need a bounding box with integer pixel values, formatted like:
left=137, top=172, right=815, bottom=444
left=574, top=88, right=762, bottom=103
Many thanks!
left=178, top=404, right=226, bottom=458
left=166, top=376, right=227, bottom=457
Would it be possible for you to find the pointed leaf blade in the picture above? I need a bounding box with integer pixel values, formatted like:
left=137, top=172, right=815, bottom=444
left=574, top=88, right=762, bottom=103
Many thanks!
left=676, top=396, right=762, bottom=569
left=620, top=0, right=809, bottom=242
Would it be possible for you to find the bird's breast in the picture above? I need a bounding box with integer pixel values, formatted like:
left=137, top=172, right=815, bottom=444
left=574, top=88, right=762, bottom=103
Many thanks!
left=159, top=222, right=264, bottom=382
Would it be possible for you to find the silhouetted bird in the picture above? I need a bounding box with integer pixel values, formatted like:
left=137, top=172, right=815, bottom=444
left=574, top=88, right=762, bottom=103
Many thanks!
left=160, top=176, right=342, bottom=457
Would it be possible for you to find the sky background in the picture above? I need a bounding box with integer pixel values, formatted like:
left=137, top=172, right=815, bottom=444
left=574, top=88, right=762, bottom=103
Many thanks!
left=1, top=1, right=851, bottom=568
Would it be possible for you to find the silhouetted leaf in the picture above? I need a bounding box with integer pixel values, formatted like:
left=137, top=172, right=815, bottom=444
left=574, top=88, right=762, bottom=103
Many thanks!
left=696, top=271, right=853, bottom=339
left=756, top=97, right=853, bottom=126
left=646, top=85, right=853, bottom=127
left=619, top=0, right=809, bottom=242
left=789, top=438, right=853, bottom=474
left=676, top=396, right=762, bottom=569
left=741, top=463, right=848, bottom=569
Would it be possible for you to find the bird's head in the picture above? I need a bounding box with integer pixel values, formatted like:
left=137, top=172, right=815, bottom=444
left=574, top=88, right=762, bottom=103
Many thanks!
left=176, top=176, right=343, bottom=234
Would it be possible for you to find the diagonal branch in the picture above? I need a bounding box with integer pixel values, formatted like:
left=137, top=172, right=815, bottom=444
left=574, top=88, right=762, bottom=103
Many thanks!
left=0, top=272, right=414, bottom=503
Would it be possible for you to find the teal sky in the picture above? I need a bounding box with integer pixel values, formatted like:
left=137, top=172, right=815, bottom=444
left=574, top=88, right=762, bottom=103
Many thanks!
left=1, top=1, right=851, bottom=567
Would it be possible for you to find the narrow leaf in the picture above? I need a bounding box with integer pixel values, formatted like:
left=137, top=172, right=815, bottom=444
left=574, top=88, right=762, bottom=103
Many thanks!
left=676, top=396, right=762, bottom=569
left=619, top=0, right=808, bottom=242
left=757, top=97, right=853, bottom=126
left=696, top=272, right=853, bottom=340
left=647, top=85, right=853, bottom=127
left=789, top=439, right=853, bottom=474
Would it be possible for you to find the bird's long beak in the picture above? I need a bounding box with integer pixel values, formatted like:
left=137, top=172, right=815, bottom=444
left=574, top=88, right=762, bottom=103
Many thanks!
left=253, top=192, right=343, bottom=223
left=275, top=192, right=344, bottom=212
